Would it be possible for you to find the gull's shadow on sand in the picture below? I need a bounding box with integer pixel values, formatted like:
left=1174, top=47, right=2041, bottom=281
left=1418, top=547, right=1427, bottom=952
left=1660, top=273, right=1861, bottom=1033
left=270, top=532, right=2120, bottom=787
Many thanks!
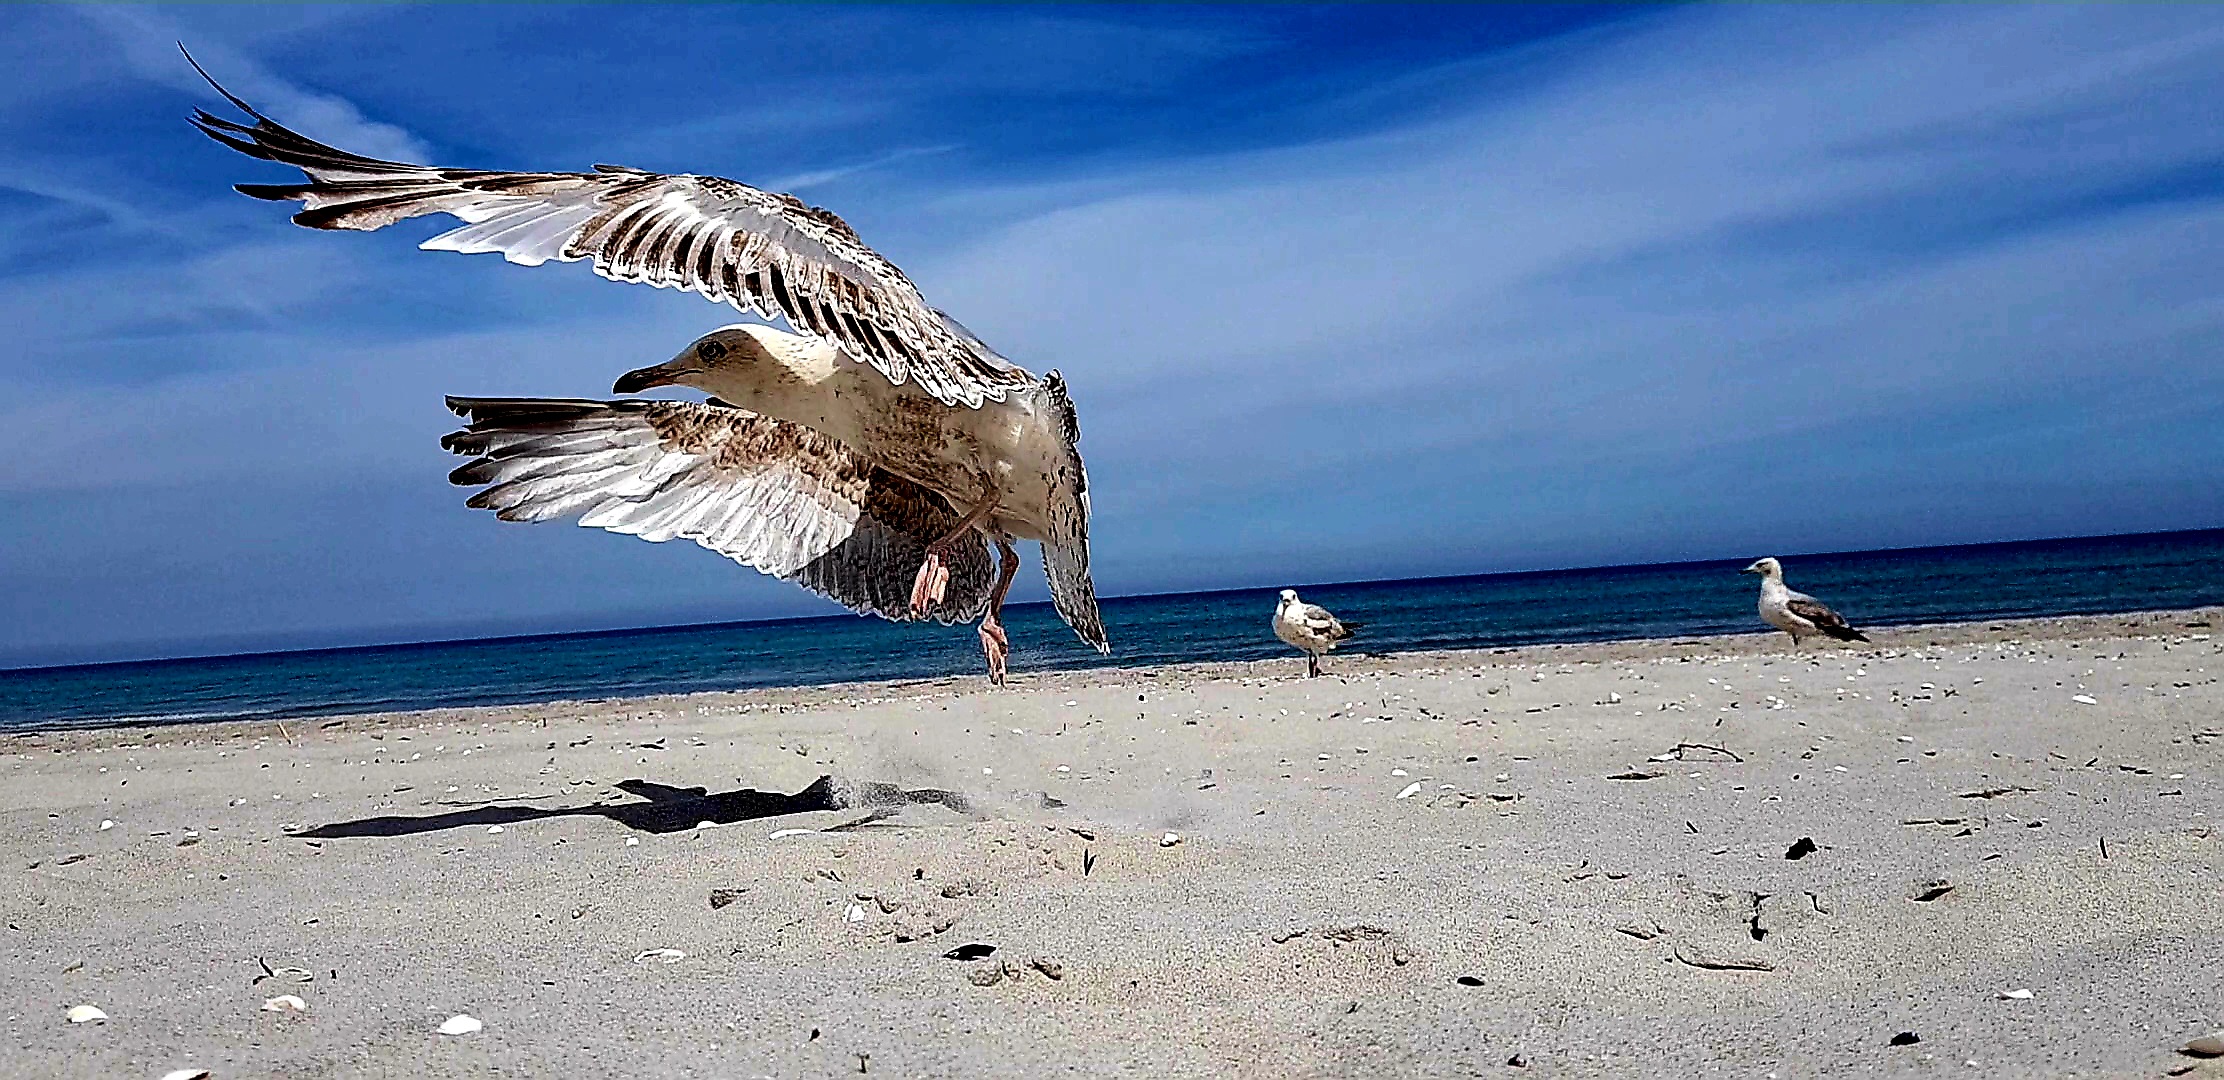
left=297, top=776, right=975, bottom=840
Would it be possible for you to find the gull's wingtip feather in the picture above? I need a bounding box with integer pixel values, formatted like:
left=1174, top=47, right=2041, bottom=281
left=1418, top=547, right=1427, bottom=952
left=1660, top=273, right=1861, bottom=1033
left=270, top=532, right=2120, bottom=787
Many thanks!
left=177, top=43, right=268, bottom=122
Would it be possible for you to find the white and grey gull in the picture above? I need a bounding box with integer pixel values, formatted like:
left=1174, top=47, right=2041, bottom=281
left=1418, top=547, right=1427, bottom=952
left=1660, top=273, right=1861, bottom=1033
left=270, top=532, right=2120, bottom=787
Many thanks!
left=1273, top=590, right=1361, bottom=677
left=1741, top=557, right=1868, bottom=647
left=185, top=52, right=1106, bottom=684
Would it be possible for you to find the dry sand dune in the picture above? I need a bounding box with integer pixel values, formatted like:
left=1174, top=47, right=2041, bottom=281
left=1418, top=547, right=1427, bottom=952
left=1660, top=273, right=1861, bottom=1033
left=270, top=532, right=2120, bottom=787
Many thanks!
left=4, top=608, right=2221, bottom=1078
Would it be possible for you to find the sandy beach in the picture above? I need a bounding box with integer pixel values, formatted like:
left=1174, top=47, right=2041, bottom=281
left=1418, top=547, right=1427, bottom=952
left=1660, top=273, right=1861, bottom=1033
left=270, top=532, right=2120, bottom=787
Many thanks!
left=5, top=607, right=2221, bottom=1078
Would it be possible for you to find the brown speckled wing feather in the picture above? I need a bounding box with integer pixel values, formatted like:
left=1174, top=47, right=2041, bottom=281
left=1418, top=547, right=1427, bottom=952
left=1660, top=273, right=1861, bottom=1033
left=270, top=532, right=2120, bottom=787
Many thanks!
left=442, top=397, right=990, bottom=624
left=1036, top=373, right=1108, bottom=652
left=1785, top=596, right=1867, bottom=641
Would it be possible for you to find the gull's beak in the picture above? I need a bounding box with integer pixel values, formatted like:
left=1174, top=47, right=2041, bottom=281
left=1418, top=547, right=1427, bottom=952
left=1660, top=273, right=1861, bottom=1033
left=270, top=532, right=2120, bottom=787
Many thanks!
left=1740, top=564, right=1761, bottom=574
left=613, top=360, right=699, bottom=395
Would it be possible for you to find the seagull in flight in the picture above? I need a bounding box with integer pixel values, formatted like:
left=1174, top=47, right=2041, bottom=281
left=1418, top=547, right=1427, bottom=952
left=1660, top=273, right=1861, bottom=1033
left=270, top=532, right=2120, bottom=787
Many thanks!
left=183, top=50, right=1106, bottom=684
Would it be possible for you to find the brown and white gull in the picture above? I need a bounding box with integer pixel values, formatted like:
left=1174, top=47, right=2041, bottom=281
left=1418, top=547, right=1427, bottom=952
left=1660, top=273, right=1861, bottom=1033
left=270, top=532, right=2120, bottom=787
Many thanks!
left=1741, top=558, right=1868, bottom=647
left=186, top=55, right=1106, bottom=684
left=1273, top=589, right=1360, bottom=678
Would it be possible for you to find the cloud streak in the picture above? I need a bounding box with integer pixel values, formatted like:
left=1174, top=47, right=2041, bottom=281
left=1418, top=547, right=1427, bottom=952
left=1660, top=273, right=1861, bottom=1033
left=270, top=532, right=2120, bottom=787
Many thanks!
left=74, top=6, right=433, bottom=164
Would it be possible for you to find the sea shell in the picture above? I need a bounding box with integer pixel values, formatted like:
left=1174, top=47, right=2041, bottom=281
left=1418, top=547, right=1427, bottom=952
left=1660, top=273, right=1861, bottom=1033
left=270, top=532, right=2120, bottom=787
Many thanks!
left=436, top=1014, right=482, bottom=1036
left=2072, top=695, right=2098, bottom=705
left=1159, top=832, right=1183, bottom=847
left=631, top=949, right=685, bottom=964
left=260, top=995, right=308, bottom=1013
left=1999, top=988, right=2033, bottom=1000
left=65, top=1004, right=107, bottom=1024
left=1395, top=783, right=1423, bottom=800
left=158, top=1071, right=212, bottom=1080
left=2183, top=1031, right=2224, bottom=1056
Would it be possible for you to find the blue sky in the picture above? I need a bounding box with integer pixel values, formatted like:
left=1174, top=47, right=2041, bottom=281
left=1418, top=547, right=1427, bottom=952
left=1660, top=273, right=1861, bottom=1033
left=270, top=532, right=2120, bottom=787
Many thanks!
left=3, top=3, right=2222, bottom=667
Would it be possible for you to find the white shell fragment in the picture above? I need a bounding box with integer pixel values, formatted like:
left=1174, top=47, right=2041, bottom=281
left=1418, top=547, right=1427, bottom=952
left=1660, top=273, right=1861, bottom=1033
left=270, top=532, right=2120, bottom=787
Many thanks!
left=844, top=904, right=866, bottom=923
left=1396, top=782, right=1424, bottom=800
left=2072, top=695, right=2097, bottom=705
left=98, top=820, right=115, bottom=832
left=1159, top=832, right=1183, bottom=847
left=632, top=949, right=685, bottom=964
left=768, top=828, right=816, bottom=840
left=485, top=825, right=504, bottom=834
left=1999, top=988, right=2033, bottom=1000
left=158, top=1071, right=213, bottom=1080
left=436, top=1014, right=483, bottom=1036
left=260, top=994, right=308, bottom=1012
left=65, top=1004, right=107, bottom=1024
left=2183, top=1031, right=2224, bottom=1056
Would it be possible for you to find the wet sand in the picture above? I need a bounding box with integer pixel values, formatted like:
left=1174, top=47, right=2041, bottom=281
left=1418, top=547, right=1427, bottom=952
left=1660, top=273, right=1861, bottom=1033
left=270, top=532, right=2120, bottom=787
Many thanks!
left=4, top=607, right=2221, bottom=1078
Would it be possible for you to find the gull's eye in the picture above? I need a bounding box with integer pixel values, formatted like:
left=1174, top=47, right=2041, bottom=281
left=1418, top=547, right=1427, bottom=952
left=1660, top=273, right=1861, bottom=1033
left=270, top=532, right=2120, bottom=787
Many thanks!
left=698, top=340, right=728, bottom=363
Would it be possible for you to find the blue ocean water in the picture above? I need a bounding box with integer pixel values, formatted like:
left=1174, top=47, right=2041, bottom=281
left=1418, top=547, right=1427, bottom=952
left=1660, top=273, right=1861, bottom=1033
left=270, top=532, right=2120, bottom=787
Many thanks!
left=4, top=529, right=2220, bottom=731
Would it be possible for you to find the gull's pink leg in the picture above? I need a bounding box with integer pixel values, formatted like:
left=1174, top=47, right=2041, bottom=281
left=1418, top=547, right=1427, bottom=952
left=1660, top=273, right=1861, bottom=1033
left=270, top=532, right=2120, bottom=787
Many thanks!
left=910, top=492, right=1001, bottom=615
left=978, top=538, right=1020, bottom=686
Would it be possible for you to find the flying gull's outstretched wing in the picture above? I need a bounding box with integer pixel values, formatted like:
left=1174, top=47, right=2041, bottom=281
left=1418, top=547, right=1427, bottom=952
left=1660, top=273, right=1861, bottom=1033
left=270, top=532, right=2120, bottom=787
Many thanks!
left=443, top=397, right=994, bottom=624
left=186, top=54, right=1031, bottom=409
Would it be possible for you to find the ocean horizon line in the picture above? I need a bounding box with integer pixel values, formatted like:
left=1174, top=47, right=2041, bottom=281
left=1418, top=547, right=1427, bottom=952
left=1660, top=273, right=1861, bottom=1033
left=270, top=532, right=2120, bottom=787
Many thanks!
left=9, top=524, right=2219, bottom=678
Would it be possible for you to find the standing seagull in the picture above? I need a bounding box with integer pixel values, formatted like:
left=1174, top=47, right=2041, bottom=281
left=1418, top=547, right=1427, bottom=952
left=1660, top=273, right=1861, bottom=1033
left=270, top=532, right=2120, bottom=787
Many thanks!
left=1273, top=590, right=1360, bottom=678
left=185, top=55, right=1105, bottom=684
left=1741, top=558, right=1868, bottom=647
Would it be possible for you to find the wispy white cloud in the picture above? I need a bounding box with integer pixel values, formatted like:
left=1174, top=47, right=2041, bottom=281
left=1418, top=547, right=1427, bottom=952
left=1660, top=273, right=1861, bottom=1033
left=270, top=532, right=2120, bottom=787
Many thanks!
left=915, top=4, right=2224, bottom=535
left=74, top=5, right=434, bottom=164
left=770, top=144, right=960, bottom=195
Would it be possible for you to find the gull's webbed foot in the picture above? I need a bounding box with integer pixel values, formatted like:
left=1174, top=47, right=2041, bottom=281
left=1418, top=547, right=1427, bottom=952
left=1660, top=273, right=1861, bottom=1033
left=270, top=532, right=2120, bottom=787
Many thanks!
left=910, top=552, right=952, bottom=614
left=979, top=617, right=1011, bottom=686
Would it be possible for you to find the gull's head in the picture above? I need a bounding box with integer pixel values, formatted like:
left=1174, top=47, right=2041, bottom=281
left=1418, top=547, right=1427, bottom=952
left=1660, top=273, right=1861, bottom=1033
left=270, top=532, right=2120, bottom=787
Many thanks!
left=614, top=325, right=777, bottom=395
left=1278, top=588, right=1298, bottom=606
left=1742, top=557, right=1782, bottom=578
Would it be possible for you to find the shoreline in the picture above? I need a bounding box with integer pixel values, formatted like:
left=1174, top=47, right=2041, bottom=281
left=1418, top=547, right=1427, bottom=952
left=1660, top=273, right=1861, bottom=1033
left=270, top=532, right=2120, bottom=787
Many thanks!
left=12, top=603, right=2218, bottom=747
